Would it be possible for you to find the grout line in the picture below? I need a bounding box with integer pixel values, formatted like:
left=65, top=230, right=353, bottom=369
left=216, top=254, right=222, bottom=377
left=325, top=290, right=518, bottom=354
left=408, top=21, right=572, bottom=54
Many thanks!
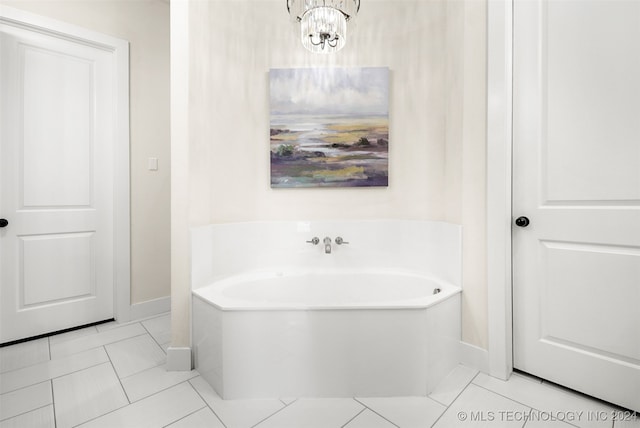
left=122, top=371, right=200, bottom=403
left=285, top=398, right=298, bottom=406
left=470, top=383, right=584, bottom=428
left=95, top=312, right=169, bottom=334
left=67, top=379, right=194, bottom=427
left=118, top=358, right=172, bottom=382
left=278, top=398, right=299, bottom=407
left=50, top=330, right=148, bottom=361
left=104, top=345, right=131, bottom=404
left=118, top=362, right=167, bottom=381
left=51, top=379, right=58, bottom=428
left=160, top=405, right=208, bottom=428
left=0, top=358, right=109, bottom=396
left=429, top=396, right=450, bottom=407
left=68, top=400, right=129, bottom=427
left=430, top=368, right=481, bottom=407
left=340, top=407, right=366, bottom=428
left=0, top=379, right=53, bottom=397
left=429, top=370, right=481, bottom=428
left=353, top=398, right=401, bottom=428
left=46, top=360, right=110, bottom=384
left=0, top=403, right=52, bottom=424
left=187, top=378, right=229, bottom=428
left=52, top=361, right=132, bottom=427
left=139, top=320, right=167, bottom=352
left=248, top=398, right=293, bottom=428
left=0, top=339, right=52, bottom=375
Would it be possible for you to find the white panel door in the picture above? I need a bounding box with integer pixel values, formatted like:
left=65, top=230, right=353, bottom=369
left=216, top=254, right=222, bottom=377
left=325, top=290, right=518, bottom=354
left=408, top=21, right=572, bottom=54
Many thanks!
left=0, top=18, right=117, bottom=342
left=513, top=0, right=640, bottom=411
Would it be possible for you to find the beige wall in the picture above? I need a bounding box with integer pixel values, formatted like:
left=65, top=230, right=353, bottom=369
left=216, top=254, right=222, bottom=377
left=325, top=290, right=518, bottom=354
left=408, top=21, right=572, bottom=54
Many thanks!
left=445, top=0, right=488, bottom=349
left=195, top=1, right=448, bottom=224
left=173, top=0, right=488, bottom=349
left=2, top=0, right=172, bottom=305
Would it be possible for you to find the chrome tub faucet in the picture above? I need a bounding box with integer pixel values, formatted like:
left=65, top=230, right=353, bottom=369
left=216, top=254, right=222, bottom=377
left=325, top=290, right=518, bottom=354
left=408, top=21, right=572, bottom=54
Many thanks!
left=323, top=237, right=332, bottom=254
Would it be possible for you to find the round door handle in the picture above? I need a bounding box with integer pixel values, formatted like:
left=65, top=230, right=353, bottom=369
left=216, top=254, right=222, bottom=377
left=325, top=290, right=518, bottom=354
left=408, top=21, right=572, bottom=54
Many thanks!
left=0, top=218, right=8, bottom=228
left=515, top=216, right=530, bottom=227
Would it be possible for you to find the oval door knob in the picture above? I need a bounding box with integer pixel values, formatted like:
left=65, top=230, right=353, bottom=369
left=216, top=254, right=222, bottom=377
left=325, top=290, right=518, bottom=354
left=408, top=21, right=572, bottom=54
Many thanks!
left=515, top=216, right=530, bottom=227
left=0, top=219, right=8, bottom=228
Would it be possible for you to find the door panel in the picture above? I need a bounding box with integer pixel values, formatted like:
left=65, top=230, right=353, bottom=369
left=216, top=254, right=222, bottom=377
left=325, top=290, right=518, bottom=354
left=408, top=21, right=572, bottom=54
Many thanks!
left=1, top=19, right=116, bottom=342
left=21, top=232, right=95, bottom=306
left=542, top=241, right=639, bottom=362
left=513, top=0, right=640, bottom=412
left=544, top=1, right=640, bottom=203
left=22, top=45, right=94, bottom=208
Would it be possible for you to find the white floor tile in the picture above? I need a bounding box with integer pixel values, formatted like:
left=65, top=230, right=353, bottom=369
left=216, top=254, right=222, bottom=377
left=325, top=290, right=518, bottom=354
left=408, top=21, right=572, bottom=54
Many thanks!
left=0, top=381, right=52, bottom=421
left=105, top=334, right=165, bottom=379
left=0, top=338, right=49, bottom=373
left=0, top=347, right=109, bottom=394
left=77, top=382, right=205, bottom=428
left=343, top=409, right=397, bottom=428
left=166, top=407, right=225, bottom=428
left=0, top=404, right=55, bottom=428
left=48, top=326, right=98, bottom=346
left=121, top=365, right=199, bottom=402
left=50, top=323, right=146, bottom=359
left=189, top=376, right=285, bottom=428
left=433, top=383, right=530, bottom=428
left=428, top=364, right=479, bottom=406
left=52, top=362, right=128, bottom=428
left=5, top=310, right=631, bottom=428
left=141, top=313, right=171, bottom=346
left=95, top=318, right=148, bottom=333
left=473, top=372, right=617, bottom=428
left=253, top=398, right=363, bottom=428
left=356, top=396, right=445, bottom=428
left=95, top=321, right=119, bottom=332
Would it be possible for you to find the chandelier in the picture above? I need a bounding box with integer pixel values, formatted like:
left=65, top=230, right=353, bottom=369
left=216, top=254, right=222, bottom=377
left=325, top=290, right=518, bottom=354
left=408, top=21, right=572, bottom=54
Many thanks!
left=287, top=0, right=360, bottom=53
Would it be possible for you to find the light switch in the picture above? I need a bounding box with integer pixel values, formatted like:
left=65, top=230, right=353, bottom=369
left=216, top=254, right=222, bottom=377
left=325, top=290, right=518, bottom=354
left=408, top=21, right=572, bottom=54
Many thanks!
left=148, top=157, right=158, bottom=171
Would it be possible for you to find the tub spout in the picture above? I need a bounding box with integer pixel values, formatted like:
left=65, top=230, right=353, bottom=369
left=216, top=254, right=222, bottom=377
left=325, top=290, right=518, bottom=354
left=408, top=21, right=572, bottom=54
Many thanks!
left=323, top=237, right=332, bottom=254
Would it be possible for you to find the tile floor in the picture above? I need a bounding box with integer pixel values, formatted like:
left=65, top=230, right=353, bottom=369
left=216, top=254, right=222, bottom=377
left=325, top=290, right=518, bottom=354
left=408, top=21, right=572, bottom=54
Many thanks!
left=0, top=313, right=638, bottom=428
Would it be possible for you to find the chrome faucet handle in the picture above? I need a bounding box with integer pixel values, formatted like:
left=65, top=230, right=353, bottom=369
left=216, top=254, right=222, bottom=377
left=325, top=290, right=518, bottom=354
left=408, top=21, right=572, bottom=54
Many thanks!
left=306, top=237, right=320, bottom=245
left=335, top=236, right=349, bottom=245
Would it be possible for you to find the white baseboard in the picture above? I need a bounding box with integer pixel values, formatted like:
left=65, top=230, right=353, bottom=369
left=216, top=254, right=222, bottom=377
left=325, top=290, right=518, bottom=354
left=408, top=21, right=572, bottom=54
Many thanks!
left=459, top=341, right=490, bottom=374
left=167, top=346, right=192, bottom=371
left=129, top=296, right=171, bottom=321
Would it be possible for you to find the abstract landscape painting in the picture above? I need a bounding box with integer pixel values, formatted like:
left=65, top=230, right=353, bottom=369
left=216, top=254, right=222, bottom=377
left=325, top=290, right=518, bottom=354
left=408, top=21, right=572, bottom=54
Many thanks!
left=270, top=67, right=389, bottom=188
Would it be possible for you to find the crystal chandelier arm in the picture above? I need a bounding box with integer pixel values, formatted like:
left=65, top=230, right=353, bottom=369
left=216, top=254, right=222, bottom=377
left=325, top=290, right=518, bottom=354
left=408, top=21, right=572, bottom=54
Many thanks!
left=288, top=0, right=358, bottom=53
left=308, top=34, right=340, bottom=50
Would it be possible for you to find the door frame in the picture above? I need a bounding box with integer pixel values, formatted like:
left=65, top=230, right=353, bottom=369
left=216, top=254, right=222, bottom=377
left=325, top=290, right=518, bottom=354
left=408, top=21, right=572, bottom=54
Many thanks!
left=0, top=6, right=131, bottom=324
left=486, top=0, right=514, bottom=380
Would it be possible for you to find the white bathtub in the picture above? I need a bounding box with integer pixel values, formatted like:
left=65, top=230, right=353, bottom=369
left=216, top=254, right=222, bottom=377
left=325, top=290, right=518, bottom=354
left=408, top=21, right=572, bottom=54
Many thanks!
left=194, top=269, right=459, bottom=310
left=192, top=269, right=461, bottom=399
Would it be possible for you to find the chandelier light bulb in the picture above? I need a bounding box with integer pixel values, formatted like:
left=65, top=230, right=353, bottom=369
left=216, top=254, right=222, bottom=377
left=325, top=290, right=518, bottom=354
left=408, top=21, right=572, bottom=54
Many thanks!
left=301, top=6, right=346, bottom=53
left=287, top=0, right=360, bottom=54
